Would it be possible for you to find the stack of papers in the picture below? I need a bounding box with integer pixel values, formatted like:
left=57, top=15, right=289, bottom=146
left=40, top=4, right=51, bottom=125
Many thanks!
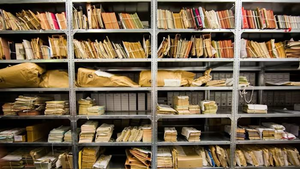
left=79, top=121, right=98, bottom=143
left=142, top=124, right=152, bottom=143
left=1, top=148, right=34, bottom=168
left=0, top=128, right=25, bottom=143
left=157, top=147, right=173, bottom=168
left=2, top=103, right=16, bottom=116
left=125, top=148, right=152, bottom=169
left=78, top=98, right=94, bottom=115
left=236, top=127, right=246, bottom=140
left=245, top=128, right=260, bottom=140
left=189, top=105, right=201, bottom=114
left=48, top=126, right=70, bottom=143
left=44, top=101, right=69, bottom=115
left=34, top=155, right=57, bottom=169
left=116, top=126, right=143, bottom=142
left=81, top=147, right=101, bottom=169
left=13, top=96, right=51, bottom=113
left=64, top=130, right=72, bottom=142
left=164, top=127, right=177, bottom=142
left=157, top=104, right=177, bottom=115
left=181, top=127, right=201, bottom=142
left=93, top=155, right=112, bottom=169
left=95, top=123, right=114, bottom=142
left=200, top=101, right=218, bottom=114
left=243, top=104, right=268, bottom=114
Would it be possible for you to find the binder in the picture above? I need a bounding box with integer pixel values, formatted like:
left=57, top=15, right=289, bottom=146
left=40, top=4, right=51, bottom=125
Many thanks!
left=147, top=93, right=151, bottom=111
left=98, top=93, right=106, bottom=109
left=167, top=92, right=173, bottom=106
left=121, top=93, right=129, bottom=111
left=129, top=93, right=137, bottom=111
left=106, top=94, right=114, bottom=111
left=114, top=93, right=122, bottom=111
left=138, top=93, right=146, bottom=111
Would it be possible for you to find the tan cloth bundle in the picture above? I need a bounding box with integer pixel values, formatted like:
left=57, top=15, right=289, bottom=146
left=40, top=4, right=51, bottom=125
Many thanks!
left=139, top=70, right=195, bottom=87
left=39, top=70, right=69, bottom=88
left=0, top=63, right=45, bottom=88
left=77, top=68, right=139, bottom=87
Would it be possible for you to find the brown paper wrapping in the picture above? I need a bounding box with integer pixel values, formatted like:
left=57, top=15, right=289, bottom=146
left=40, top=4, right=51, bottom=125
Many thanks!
left=39, top=70, right=69, bottom=88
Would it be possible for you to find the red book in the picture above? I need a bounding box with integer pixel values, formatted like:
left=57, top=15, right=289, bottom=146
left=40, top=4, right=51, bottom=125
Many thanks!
left=242, top=7, right=249, bottom=29
left=195, top=8, right=203, bottom=28
left=50, top=12, right=59, bottom=29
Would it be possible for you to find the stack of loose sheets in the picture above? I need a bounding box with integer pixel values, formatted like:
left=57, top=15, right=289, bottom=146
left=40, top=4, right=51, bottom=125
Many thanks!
left=48, top=126, right=70, bottom=143
left=200, top=101, right=218, bottom=114
left=236, top=127, right=246, bottom=140
left=125, top=147, right=152, bottom=169
left=1, top=148, right=34, bottom=168
left=243, top=104, right=268, bottom=114
left=79, top=121, right=98, bottom=143
left=0, top=128, right=25, bottom=143
left=157, top=147, right=173, bottom=169
left=157, top=104, right=177, bottom=115
left=164, top=127, right=177, bottom=142
left=63, top=130, right=72, bottom=142
left=93, top=155, right=112, bottom=169
left=44, top=101, right=69, bottom=115
left=95, top=123, right=114, bottom=142
left=2, top=103, right=16, bottom=115
left=116, top=126, right=143, bottom=142
left=181, top=127, right=201, bottom=142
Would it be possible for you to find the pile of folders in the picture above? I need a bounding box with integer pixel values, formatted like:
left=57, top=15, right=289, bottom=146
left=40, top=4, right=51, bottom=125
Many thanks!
left=0, top=9, right=67, bottom=30
left=157, top=8, right=234, bottom=29
left=158, top=34, right=233, bottom=58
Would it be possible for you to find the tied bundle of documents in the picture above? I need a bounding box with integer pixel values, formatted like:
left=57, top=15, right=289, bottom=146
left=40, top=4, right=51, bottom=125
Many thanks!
left=200, top=100, right=218, bottom=114
left=0, top=128, right=25, bottom=143
left=44, top=101, right=69, bottom=115
left=181, top=127, right=201, bottom=142
left=0, top=9, right=67, bottom=30
left=277, top=15, right=300, bottom=29
left=2, top=103, right=16, bottom=115
left=125, top=147, right=152, bottom=169
left=93, top=155, right=112, bottom=169
left=48, top=35, right=67, bottom=59
left=189, top=105, right=201, bottom=114
left=116, top=126, right=143, bottom=142
left=174, top=96, right=190, bottom=115
left=142, top=124, right=152, bottom=143
left=236, top=127, right=246, bottom=140
left=81, top=147, right=102, bottom=169
left=158, top=34, right=233, bottom=58
left=119, top=13, right=144, bottom=29
left=157, top=8, right=234, bottom=29
left=95, top=123, right=114, bottom=142
left=1, top=148, right=35, bottom=169
left=245, top=128, right=260, bottom=140
left=224, top=76, right=250, bottom=87
left=285, top=41, right=300, bottom=58
left=157, top=104, right=177, bottom=115
left=243, top=104, right=268, bottom=114
left=78, top=97, right=94, bottom=115
left=79, top=121, right=98, bottom=143
left=157, top=147, right=173, bottom=168
left=164, top=127, right=177, bottom=142
left=241, top=39, right=286, bottom=58
left=74, top=36, right=150, bottom=59
left=13, top=95, right=52, bottom=116
left=242, top=7, right=277, bottom=29
left=192, top=69, right=212, bottom=87
left=48, top=126, right=70, bottom=143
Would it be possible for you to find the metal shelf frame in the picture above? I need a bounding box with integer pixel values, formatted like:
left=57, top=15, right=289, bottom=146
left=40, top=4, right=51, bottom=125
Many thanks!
left=0, top=0, right=299, bottom=169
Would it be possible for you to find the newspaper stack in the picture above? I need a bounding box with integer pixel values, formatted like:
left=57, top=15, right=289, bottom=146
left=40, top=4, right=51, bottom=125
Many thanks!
left=95, top=124, right=114, bottom=142
left=181, top=127, right=201, bottom=142
left=116, top=126, right=143, bottom=142
left=48, top=126, right=70, bottom=143
left=44, top=101, right=69, bottom=115
left=0, top=128, right=25, bottom=143
left=157, top=147, right=173, bottom=168
left=81, top=147, right=101, bottom=169
left=157, top=104, right=177, bottom=115
left=79, top=121, right=98, bottom=143
left=164, top=127, right=177, bottom=142
left=2, top=103, right=16, bottom=115
left=93, top=155, right=112, bottom=169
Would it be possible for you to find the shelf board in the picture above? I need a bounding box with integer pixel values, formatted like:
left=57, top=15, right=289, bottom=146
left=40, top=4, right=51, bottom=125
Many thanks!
left=0, top=59, right=68, bottom=63
left=236, top=167, right=300, bottom=169
left=240, top=58, right=300, bottom=62
left=158, top=0, right=235, bottom=1
left=157, top=87, right=233, bottom=91
left=157, top=113, right=231, bottom=119
left=77, top=112, right=151, bottom=119
left=238, top=110, right=300, bottom=118
left=0, top=88, right=70, bottom=92
left=0, top=115, right=71, bottom=120
left=77, top=142, right=151, bottom=146
left=74, top=29, right=152, bottom=33
left=242, top=29, right=300, bottom=33
left=73, top=0, right=150, bottom=2
left=236, top=139, right=300, bottom=144
left=0, top=30, right=66, bottom=34
left=240, top=86, right=300, bottom=90
left=74, top=58, right=151, bottom=62
left=158, top=58, right=234, bottom=62
left=157, top=29, right=234, bottom=33
left=242, top=0, right=300, bottom=3
left=75, top=87, right=151, bottom=91
left=0, top=0, right=65, bottom=4
left=0, top=142, right=72, bottom=146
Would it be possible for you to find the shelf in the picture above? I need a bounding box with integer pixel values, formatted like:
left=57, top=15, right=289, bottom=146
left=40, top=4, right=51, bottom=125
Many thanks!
left=0, top=88, right=70, bottom=92
left=0, top=30, right=66, bottom=34
left=157, top=29, right=235, bottom=33
left=157, top=110, right=231, bottom=119
left=74, top=29, right=152, bottom=33
left=242, top=0, right=300, bottom=3
left=242, top=29, right=300, bottom=33
left=0, top=142, right=72, bottom=146
left=240, top=86, right=300, bottom=90
left=236, top=167, right=300, bottom=169
left=158, top=0, right=235, bottom=1
left=0, top=115, right=71, bottom=120
left=238, top=110, right=300, bottom=118
left=74, top=59, right=151, bottom=62
left=77, top=142, right=151, bottom=146
left=158, top=58, right=234, bottom=62
left=0, top=0, right=65, bottom=4
left=77, top=112, right=151, bottom=119
left=0, top=59, right=68, bottom=63
left=157, top=87, right=233, bottom=91
left=236, top=139, right=300, bottom=144
left=75, top=87, right=151, bottom=91
left=240, top=58, right=300, bottom=62
left=73, top=0, right=150, bottom=2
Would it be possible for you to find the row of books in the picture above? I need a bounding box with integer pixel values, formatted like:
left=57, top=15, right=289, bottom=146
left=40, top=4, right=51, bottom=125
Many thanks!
left=73, top=36, right=150, bottom=59
left=0, top=9, right=66, bottom=30
left=241, top=39, right=300, bottom=58
left=158, top=34, right=233, bottom=58
left=0, top=35, right=67, bottom=60
left=277, top=15, right=300, bottom=29
left=73, top=3, right=144, bottom=29
left=157, top=8, right=234, bottom=29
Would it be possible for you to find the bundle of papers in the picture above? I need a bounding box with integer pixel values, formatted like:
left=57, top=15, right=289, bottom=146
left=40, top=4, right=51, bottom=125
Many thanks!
left=34, top=154, right=57, bottom=169
left=79, top=121, right=98, bottom=143
left=277, top=15, right=300, bottom=29
left=95, top=123, right=114, bottom=142
left=93, top=155, right=112, bottom=169
left=2, top=103, right=16, bottom=115
left=157, top=104, right=177, bottom=115
left=78, top=97, right=94, bottom=115
left=172, top=146, right=203, bottom=168
left=1, top=148, right=34, bottom=168
left=119, top=13, right=144, bottom=29
left=192, top=69, right=212, bottom=87
left=174, top=96, right=190, bottom=115
left=116, top=126, right=143, bottom=142
left=12, top=96, right=52, bottom=115
left=64, top=130, right=72, bottom=142
left=44, top=101, right=69, bottom=115
left=242, top=7, right=276, bottom=29
left=285, top=41, right=300, bottom=58
left=142, top=124, right=152, bottom=143
left=243, top=104, right=268, bottom=114
left=81, top=147, right=101, bottom=169
left=266, top=81, right=300, bottom=86
left=125, top=148, right=152, bottom=169
left=0, top=128, right=26, bottom=143
left=48, top=126, right=70, bottom=143
left=164, top=127, right=177, bottom=142
left=189, top=105, right=201, bottom=114
left=245, top=128, right=260, bottom=140
left=157, top=147, right=173, bottom=168
left=236, top=127, right=246, bottom=140
left=181, top=127, right=201, bottom=142
left=200, top=101, right=218, bottom=114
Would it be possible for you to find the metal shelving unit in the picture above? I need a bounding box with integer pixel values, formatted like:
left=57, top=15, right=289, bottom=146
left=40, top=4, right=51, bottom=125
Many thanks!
left=0, top=0, right=299, bottom=169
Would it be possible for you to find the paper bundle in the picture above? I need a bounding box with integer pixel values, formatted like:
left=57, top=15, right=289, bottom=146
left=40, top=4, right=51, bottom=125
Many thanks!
left=81, top=147, right=101, bottom=169
left=200, top=101, right=218, bottom=114
left=142, top=124, right=152, bottom=143
left=95, top=123, right=114, bottom=142
left=285, top=41, right=300, bottom=58
left=2, top=103, right=16, bottom=116
left=257, top=128, right=275, bottom=140
left=116, top=126, right=143, bottom=142
left=93, top=155, right=112, bottom=169
left=34, top=154, right=57, bottom=169
left=63, top=130, right=72, bottom=142
left=236, top=127, right=246, bottom=140
left=189, top=105, right=201, bottom=114
left=125, top=148, right=152, bottom=169
left=0, top=128, right=26, bottom=143
left=1, top=148, right=34, bottom=169
left=172, top=146, right=202, bottom=168
left=243, top=104, right=268, bottom=114
left=48, top=126, right=70, bottom=143
left=79, top=121, right=98, bottom=143
left=78, top=98, right=94, bottom=115
left=192, top=69, right=212, bottom=86
left=181, top=127, right=201, bottom=142
left=13, top=95, right=52, bottom=115
left=157, top=147, right=173, bottom=168
left=174, top=96, right=190, bottom=114
left=164, top=127, right=177, bottom=142
left=157, top=104, right=177, bottom=115
left=246, top=128, right=260, bottom=140
left=44, top=101, right=69, bottom=115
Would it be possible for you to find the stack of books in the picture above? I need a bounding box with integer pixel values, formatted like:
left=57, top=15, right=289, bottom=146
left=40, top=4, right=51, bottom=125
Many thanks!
left=285, top=41, right=300, bottom=58
left=243, top=104, right=268, bottom=114
left=157, top=8, right=234, bottom=29
left=79, top=121, right=98, bottom=143
left=164, top=127, right=177, bottom=142
left=0, top=9, right=67, bottom=30
left=181, top=127, right=201, bottom=142
left=44, top=101, right=69, bottom=115
left=81, top=147, right=101, bottom=169
left=157, top=147, right=173, bottom=169
left=158, top=34, right=233, bottom=58
left=95, top=123, right=114, bottom=142
left=116, top=126, right=143, bottom=142
left=2, top=103, right=15, bottom=116
left=277, top=15, right=300, bottom=29
left=48, top=126, right=70, bottom=143
left=242, top=7, right=276, bottom=29
left=73, top=36, right=150, bottom=59
left=125, top=148, right=152, bottom=169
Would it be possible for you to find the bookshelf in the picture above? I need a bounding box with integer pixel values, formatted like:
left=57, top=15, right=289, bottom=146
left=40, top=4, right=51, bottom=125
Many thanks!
left=0, top=0, right=299, bottom=169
